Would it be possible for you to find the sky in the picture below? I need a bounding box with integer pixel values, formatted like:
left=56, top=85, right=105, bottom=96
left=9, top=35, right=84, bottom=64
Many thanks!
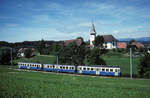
left=0, top=0, right=150, bottom=42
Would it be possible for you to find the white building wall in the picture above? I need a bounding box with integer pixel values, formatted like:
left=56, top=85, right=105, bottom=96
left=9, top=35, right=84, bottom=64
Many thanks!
left=103, top=42, right=117, bottom=49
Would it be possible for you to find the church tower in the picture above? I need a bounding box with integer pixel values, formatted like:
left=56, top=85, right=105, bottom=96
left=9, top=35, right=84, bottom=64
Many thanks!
left=90, top=23, right=96, bottom=47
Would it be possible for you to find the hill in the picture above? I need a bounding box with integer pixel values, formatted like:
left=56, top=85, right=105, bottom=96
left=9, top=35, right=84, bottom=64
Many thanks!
left=119, top=37, right=150, bottom=42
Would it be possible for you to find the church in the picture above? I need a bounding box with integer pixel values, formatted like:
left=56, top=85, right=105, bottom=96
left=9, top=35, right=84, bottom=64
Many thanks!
left=90, top=23, right=118, bottom=49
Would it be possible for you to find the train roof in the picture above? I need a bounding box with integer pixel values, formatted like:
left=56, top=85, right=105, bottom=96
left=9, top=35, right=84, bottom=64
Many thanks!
left=78, top=65, right=120, bottom=68
left=18, top=62, right=41, bottom=64
left=43, top=64, right=75, bottom=66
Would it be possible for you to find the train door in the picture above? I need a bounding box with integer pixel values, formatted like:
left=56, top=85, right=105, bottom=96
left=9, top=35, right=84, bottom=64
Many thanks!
left=78, top=67, right=82, bottom=73
left=114, top=69, right=118, bottom=76
left=27, top=64, right=30, bottom=69
left=96, top=68, right=99, bottom=75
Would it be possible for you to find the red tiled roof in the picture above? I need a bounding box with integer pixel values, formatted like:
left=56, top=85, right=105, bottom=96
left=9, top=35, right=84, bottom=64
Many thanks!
left=117, top=42, right=127, bottom=49
left=64, top=38, right=83, bottom=46
left=132, top=42, right=144, bottom=48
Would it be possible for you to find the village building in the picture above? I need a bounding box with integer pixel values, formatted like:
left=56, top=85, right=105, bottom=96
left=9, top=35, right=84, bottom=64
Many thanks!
left=131, top=42, right=144, bottom=49
left=117, top=42, right=127, bottom=49
left=89, top=23, right=118, bottom=49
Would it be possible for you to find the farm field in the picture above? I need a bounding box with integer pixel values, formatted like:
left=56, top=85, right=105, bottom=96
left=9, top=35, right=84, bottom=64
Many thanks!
left=0, top=65, right=150, bottom=98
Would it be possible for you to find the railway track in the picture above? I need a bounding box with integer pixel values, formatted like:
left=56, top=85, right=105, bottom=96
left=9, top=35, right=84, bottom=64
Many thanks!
left=10, top=67, right=149, bottom=80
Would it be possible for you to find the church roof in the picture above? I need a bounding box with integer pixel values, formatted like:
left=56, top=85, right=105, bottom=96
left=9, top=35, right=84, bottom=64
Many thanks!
left=101, top=35, right=118, bottom=42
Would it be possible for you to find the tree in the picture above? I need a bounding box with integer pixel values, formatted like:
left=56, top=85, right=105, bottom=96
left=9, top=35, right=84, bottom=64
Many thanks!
left=127, top=40, right=136, bottom=53
left=94, top=35, right=104, bottom=48
left=24, top=48, right=32, bottom=58
left=0, top=47, right=11, bottom=64
left=58, top=42, right=86, bottom=65
left=138, top=53, right=150, bottom=78
left=87, top=48, right=106, bottom=65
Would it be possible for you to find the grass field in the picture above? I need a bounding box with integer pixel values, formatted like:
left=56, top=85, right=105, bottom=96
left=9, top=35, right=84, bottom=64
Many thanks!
left=0, top=65, right=150, bottom=98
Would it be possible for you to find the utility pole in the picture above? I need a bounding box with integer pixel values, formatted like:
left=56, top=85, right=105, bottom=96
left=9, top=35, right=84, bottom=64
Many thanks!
left=130, top=48, right=132, bottom=79
left=10, top=47, right=13, bottom=66
left=56, top=56, right=58, bottom=65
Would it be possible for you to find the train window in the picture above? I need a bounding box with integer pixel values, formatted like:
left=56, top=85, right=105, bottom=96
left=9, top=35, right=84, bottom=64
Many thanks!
left=102, top=69, right=105, bottom=71
left=110, top=69, right=113, bottom=72
left=106, top=69, right=109, bottom=72
left=91, top=68, right=93, bottom=71
left=115, top=69, right=117, bottom=72
left=53, top=66, right=55, bottom=68
left=66, top=67, right=68, bottom=69
left=118, top=69, right=120, bottom=72
left=60, top=66, right=62, bottom=69
left=87, top=68, right=90, bottom=70
left=83, top=68, right=86, bottom=70
left=63, top=67, right=65, bottom=69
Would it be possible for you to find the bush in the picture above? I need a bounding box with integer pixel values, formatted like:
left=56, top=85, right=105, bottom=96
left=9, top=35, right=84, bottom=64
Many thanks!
left=117, top=48, right=125, bottom=53
left=143, top=71, right=150, bottom=79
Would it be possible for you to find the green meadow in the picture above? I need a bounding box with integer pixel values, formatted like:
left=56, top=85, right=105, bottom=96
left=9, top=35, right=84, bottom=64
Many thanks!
left=0, top=65, right=149, bottom=98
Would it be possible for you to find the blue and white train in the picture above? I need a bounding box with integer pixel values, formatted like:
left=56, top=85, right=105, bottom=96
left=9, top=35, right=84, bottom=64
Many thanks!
left=18, top=62, right=121, bottom=76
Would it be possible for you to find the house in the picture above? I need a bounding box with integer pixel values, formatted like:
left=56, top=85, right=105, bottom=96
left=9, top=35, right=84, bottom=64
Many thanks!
left=64, top=38, right=84, bottom=46
left=131, top=42, right=144, bottom=48
left=17, top=48, right=35, bottom=57
left=117, top=42, right=127, bottom=49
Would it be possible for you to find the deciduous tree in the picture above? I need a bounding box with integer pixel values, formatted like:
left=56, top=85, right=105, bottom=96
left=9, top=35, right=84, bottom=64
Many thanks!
left=138, top=53, right=150, bottom=78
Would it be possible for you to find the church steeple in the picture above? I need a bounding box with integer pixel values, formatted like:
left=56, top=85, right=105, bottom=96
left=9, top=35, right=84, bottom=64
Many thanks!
left=90, top=23, right=96, bottom=35
left=90, top=22, right=96, bottom=47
